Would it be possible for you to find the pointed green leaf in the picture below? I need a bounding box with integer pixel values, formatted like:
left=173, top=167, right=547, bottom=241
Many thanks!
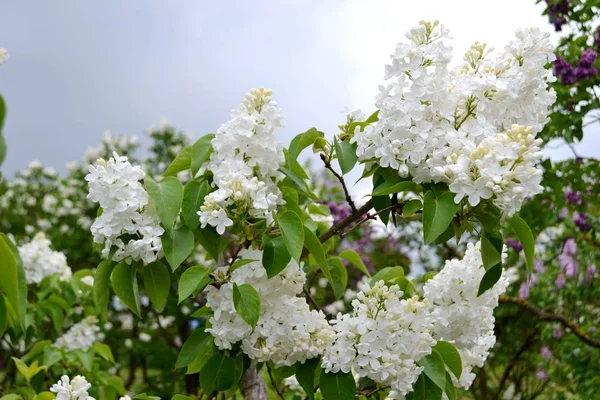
left=370, top=266, right=405, bottom=287
left=403, top=199, right=422, bottom=217
left=262, top=235, right=292, bottom=278
left=196, top=225, right=229, bottom=261
left=0, top=297, right=7, bottom=338
left=412, top=373, right=443, bottom=400
left=233, top=283, right=261, bottom=328
left=182, top=180, right=209, bottom=229
left=276, top=210, right=304, bottom=263
left=372, top=179, right=418, bottom=197
left=175, top=328, right=211, bottom=369
left=199, top=353, right=236, bottom=393
left=481, top=230, right=503, bottom=271
left=444, top=371, right=457, bottom=400
left=288, top=128, right=324, bottom=168
left=418, top=350, right=446, bottom=390
left=328, top=257, right=348, bottom=299
left=319, top=370, right=356, bottom=400
left=433, top=341, right=462, bottom=379
left=93, top=342, right=115, bottom=363
left=164, top=145, right=193, bottom=176
left=508, top=214, right=535, bottom=274
left=303, top=227, right=333, bottom=286
left=339, top=249, right=370, bottom=277
left=162, top=225, right=195, bottom=271
left=94, top=260, right=115, bottom=320
left=0, top=235, right=25, bottom=326
left=142, top=261, right=171, bottom=312
left=110, top=261, right=141, bottom=317
left=477, top=262, right=503, bottom=296
left=178, top=265, right=212, bottom=304
left=334, top=137, right=358, bottom=175
left=191, top=134, right=215, bottom=177
left=296, top=358, right=320, bottom=400
left=145, top=176, right=183, bottom=232
left=423, top=191, right=458, bottom=244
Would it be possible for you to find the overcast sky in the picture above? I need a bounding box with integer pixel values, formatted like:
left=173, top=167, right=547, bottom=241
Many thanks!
left=1, top=0, right=598, bottom=186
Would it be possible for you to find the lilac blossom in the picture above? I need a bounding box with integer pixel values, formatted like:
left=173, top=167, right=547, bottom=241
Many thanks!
left=534, top=259, right=545, bottom=273
left=564, top=190, right=581, bottom=205
left=573, top=212, right=593, bottom=232
left=587, top=264, right=596, bottom=283
left=553, top=328, right=563, bottom=339
left=506, top=238, right=522, bottom=252
left=555, top=272, right=566, bottom=288
left=535, top=368, right=549, bottom=381
left=540, top=346, right=552, bottom=360
left=519, top=281, right=530, bottom=299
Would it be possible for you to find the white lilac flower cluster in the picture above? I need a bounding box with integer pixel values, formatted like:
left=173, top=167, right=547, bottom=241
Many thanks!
left=423, top=242, right=509, bottom=389
left=54, top=316, right=101, bottom=352
left=198, top=88, right=286, bottom=234
left=51, top=375, right=95, bottom=400
left=353, top=21, right=555, bottom=215
left=205, top=249, right=335, bottom=367
left=18, top=232, right=72, bottom=285
left=322, top=281, right=436, bottom=396
left=322, top=242, right=508, bottom=398
left=86, top=152, right=164, bottom=264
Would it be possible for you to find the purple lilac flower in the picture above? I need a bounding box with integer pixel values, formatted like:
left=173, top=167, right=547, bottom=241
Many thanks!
left=564, top=190, right=581, bottom=205
left=565, top=260, right=578, bottom=279
left=553, top=328, right=563, bottom=339
left=541, top=346, right=553, bottom=360
left=587, top=264, right=596, bottom=283
left=574, top=49, right=598, bottom=80
left=554, top=56, right=577, bottom=84
left=535, top=368, right=549, bottom=382
left=534, top=259, right=545, bottom=273
left=519, top=281, right=530, bottom=299
left=574, top=212, right=593, bottom=232
left=546, top=0, right=569, bottom=31
left=556, top=272, right=566, bottom=288
left=506, top=238, right=522, bottom=252
left=558, top=207, right=569, bottom=220
left=589, top=326, right=596, bottom=333
left=563, top=238, right=577, bottom=256
left=328, top=201, right=351, bottom=225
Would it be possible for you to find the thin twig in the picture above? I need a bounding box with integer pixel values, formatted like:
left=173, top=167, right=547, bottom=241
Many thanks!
left=266, top=363, right=285, bottom=400
left=303, top=288, right=321, bottom=310
left=320, top=153, right=357, bottom=214
left=499, top=296, right=600, bottom=348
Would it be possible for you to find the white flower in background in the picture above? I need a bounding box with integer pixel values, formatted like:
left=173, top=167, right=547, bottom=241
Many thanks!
left=322, top=281, right=436, bottom=397
left=0, top=48, right=7, bottom=65
left=205, top=249, right=335, bottom=367
left=198, top=88, right=286, bottom=233
left=18, top=232, right=72, bottom=285
left=120, top=396, right=132, bottom=400
left=50, top=375, right=95, bottom=400
left=85, top=152, right=164, bottom=264
left=423, top=242, right=509, bottom=388
left=80, top=275, right=94, bottom=287
left=353, top=21, right=555, bottom=216
left=54, top=316, right=101, bottom=352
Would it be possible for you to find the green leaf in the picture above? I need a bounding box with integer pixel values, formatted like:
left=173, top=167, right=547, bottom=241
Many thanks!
left=196, top=225, right=229, bottom=261
left=370, top=266, right=405, bottom=287
left=508, top=214, right=535, bottom=274
left=230, top=258, right=257, bottom=272
left=233, top=283, right=261, bottom=328
left=296, top=358, right=319, bottom=400
left=303, top=227, right=333, bottom=286
left=33, top=392, right=54, bottom=400
left=262, top=235, right=292, bottom=278
left=186, top=338, right=217, bottom=374
left=145, top=176, right=183, bottom=232
left=182, top=180, right=209, bottom=229
left=110, top=261, right=141, bottom=317
left=93, top=342, right=115, bottom=363
left=276, top=210, right=304, bottom=263
left=171, top=396, right=194, bottom=400
left=0, top=395, right=21, bottom=400
left=403, top=199, right=422, bottom=217
left=433, top=341, right=462, bottom=379
left=419, top=350, right=446, bottom=390
left=477, top=262, right=503, bottom=296
left=43, top=348, right=62, bottom=368
left=339, top=249, right=370, bottom=277
left=107, top=376, right=126, bottom=395
left=422, top=191, right=458, bottom=244
left=279, top=166, right=318, bottom=200
left=411, top=373, right=443, bottom=400
left=0, top=235, right=25, bottom=326
left=191, top=134, right=215, bottom=177
left=288, top=128, right=324, bottom=168
left=334, top=137, right=358, bottom=174
left=0, top=296, right=7, bottom=337
left=94, top=260, right=115, bottom=320
left=178, top=265, right=212, bottom=304
left=199, top=353, right=236, bottom=393
left=133, top=394, right=161, bottom=400
left=12, top=357, right=30, bottom=380
left=0, top=134, right=5, bottom=167
left=372, top=179, right=418, bottom=197
left=190, top=305, right=212, bottom=318
left=0, top=95, right=6, bottom=166
left=319, top=370, right=356, bottom=400
left=175, top=328, right=211, bottom=369
left=328, top=257, right=348, bottom=299
left=142, top=261, right=171, bottom=312
left=164, top=145, right=193, bottom=176
left=444, top=372, right=457, bottom=400
left=162, top=225, right=195, bottom=271
left=481, top=230, right=503, bottom=271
